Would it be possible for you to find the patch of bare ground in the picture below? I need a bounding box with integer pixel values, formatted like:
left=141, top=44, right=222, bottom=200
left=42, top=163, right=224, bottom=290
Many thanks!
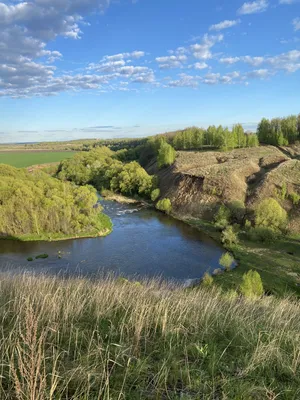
left=149, top=146, right=289, bottom=219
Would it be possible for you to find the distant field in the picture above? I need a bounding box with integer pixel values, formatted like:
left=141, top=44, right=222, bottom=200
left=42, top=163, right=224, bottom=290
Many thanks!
left=0, top=151, right=74, bottom=168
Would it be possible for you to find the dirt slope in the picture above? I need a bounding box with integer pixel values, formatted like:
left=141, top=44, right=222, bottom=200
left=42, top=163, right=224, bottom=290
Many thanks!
left=147, top=146, right=300, bottom=230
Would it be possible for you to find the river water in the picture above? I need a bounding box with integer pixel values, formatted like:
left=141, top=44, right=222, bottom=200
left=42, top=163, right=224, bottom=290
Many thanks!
left=0, top=200, right=226, bottom=284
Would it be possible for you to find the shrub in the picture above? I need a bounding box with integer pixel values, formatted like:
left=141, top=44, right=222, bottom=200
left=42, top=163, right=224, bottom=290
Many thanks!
left=240, top=270, right=264, bottom=298
left=221, top=225, right=239, bottom=247
left=219, top=252, right=234, bottom=272
left=36, top=254, right=49, bottom=259
left=27, top=257, right=33, bottom=262
left=255, top=198, right=287, bottom=230
left=214, top=205, right=231, bottom=230
left=289, top=192, right=300, bottom=205
left=157, top=143, right=176, bottom=169
left=156, top=198, right=172, bottom=214
left=228, top=201, right=245, bottom=223
left=248, top=226, right=278, bottom=243
left=151, top=188, right=160, bottom=202
left=202, top=273, right=214, bottom=287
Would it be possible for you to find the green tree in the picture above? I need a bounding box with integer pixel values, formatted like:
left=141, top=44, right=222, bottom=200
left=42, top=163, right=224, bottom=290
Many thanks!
left=151, top=188, right=160, bottom=202
left=156, top=198, right=172, bottom=213
left=221, top=225, right=239, bottom=247
left=202, top=273, right=214, bottom=287
left=219, top=252, right=234, bottom=272
left=214, top=205, right=231, bottom=229
left=240, top=270, right=264, bottom=298
left=157, top=143, right=176, bottom=169
left=255, top=198, right=287, bottom=230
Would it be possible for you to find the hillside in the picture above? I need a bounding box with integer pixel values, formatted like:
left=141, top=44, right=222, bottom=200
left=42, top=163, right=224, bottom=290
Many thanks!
left=147, top=145, right=300, bottom=232
left=1, top=273, right=299, bottom=399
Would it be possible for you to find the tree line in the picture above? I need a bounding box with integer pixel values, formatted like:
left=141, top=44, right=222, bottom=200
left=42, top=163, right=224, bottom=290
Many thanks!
left=0, top=164, right=112, bottom=239
left=257, top=114, right=300, bottom=146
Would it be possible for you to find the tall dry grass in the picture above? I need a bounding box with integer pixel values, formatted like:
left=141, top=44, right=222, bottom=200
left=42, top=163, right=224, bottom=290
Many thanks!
left=0, top=273, right=299, bottom=399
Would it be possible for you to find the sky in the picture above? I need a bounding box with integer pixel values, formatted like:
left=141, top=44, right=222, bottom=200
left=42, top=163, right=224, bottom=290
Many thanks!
left=0, top=0, right=299, bottom=143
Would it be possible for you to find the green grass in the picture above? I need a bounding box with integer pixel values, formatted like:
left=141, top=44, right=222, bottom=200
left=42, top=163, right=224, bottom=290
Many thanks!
left=186, top=218, right=300, bottom=298
left=0, top=273, right=299, bottom=399
left=0, top=151, right=74, bottom=168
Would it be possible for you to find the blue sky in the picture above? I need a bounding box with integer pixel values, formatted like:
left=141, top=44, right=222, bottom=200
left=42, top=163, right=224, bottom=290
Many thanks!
left=0, top=0, right=299, bottom=143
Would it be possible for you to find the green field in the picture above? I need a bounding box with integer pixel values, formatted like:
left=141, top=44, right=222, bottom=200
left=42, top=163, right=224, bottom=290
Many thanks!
left=0, top=151, right=75, bottom=168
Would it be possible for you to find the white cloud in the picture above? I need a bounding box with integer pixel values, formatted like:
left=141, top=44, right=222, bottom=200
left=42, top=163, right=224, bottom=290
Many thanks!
left=237, top=0, right=268, bottom=15
left=191, top=34, right=223, bottom=59
left=209, top=19, right=241, bottom=31
left=246, top=69, right=273, bottom=79
left=168, top=73, right=199, bottom=88
left=156, top=55, right=187, bottom=69
left=219, top=50, right=300, bottom=73
left=293, top=18, right=300, bottom=31
left=192, top=62, right=209, bottom=70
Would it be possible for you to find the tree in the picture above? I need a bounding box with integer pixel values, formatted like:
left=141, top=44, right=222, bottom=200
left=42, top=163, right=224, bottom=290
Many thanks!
left=156, top=198, right=172, bottom=213
left=214, top=205, right=231, bottom=229
left=221, top=226, right=239, bottom=247
left=151, top=188, right=160, bottom=202
left=157, top=143, right=176, bottom=169
left=255, top=198, right=287, bottom=230
left=240, top=270, right=264, bottom=298
left=232, top=124, right=246, bottom=148
left=219, top=252, right=234, bottom=272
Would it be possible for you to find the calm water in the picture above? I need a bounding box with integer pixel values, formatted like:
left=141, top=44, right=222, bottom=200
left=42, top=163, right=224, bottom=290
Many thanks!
left=0, top=201, right=226, bottom=283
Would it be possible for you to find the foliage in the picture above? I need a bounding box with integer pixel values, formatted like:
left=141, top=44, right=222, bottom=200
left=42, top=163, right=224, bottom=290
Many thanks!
left=221, top=225, right=239, bottom=247
left=202, top=272, right=214, bottom=287
left=151, top=188, right=160, bottom=202
left=157, top=142, right=176, bottom=168
left=58, top=147, right=155, bottom=199
left=219, top=252, right=234, bottom=272
left=156, top=198, right=172, bottom=213
left=240, top=270, right=264, bottom=298
left=0, top=164, right=111, bottom=239
left=289, top=192, right=300, bottom=205
left=257, top=114, right=300, bottom=145
left=0, top=273, right=299, bottom=399
left=228, top=200, right=246, bottom=223
left=255, top=198, right=287, bottom=230
left=214, top=204, right=231, bottom=229
left=248, top=226, right=279, bottom=243
left=171, top=125, right=258, bottom=151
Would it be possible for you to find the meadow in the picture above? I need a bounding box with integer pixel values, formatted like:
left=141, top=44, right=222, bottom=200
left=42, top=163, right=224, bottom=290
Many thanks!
left=0, top=273, right=299, bottom=399
left=0, top=151, right=74, bottom=168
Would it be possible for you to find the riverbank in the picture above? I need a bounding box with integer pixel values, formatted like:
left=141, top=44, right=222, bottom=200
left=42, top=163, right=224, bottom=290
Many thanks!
left=0, top=272, right=299, bottom=399
left=0, top=214, right=113, bottom=242
left=177, top=215, right=300, bottom=297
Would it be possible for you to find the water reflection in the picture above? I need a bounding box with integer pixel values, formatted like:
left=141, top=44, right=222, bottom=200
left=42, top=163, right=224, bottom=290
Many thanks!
left=0, top=200, right=226, bottom=283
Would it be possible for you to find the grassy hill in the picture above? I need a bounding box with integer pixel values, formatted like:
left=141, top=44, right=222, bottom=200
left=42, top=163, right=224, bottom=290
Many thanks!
left=0, top=151, right=74, bottom=168
left=0, top=273, right=299, bottom=399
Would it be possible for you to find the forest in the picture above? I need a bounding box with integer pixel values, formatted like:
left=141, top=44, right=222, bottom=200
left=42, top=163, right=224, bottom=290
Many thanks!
left=257, top=114, right=300, bottom=145
left=0, top=164, right=112, bottom=240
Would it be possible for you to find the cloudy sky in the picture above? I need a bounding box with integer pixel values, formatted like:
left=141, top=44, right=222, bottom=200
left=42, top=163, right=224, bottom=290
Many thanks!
left=0, top=0, right=299, bottom=143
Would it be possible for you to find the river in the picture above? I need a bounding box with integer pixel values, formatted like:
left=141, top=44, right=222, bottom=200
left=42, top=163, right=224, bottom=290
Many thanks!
left=0, top=200, right=226, bottom=284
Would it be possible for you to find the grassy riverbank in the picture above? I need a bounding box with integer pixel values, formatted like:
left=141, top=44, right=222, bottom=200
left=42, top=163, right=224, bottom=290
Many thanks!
left=185, top=218, right=300, bottom=298
left=0, top=273, right=299, bottom=399
left=1, top=214, right=112, bottom=242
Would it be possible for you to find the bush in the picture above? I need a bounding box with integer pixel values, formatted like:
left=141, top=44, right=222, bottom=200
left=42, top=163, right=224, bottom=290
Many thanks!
left=157, top=143, right=176, bottom=169
left=202, top=273, right=214, bottom=287
left=219, top=252, right=234, bottom=272
left=214, top=205, right=231, bottom=230
left=221, top=225, right=239, bottom=247
left=228, top=201, right=245, bottom=223
left=240, top=270, right=264, bottom=298
left=151, top=188, right=160, bottom=202
left=156, top=198, right=172, bottom=214
left=290, top=192, right=300, bottom=205
left=255, top=198, right=287, bottom=230
left=248, top=226, right=279, bottom=243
